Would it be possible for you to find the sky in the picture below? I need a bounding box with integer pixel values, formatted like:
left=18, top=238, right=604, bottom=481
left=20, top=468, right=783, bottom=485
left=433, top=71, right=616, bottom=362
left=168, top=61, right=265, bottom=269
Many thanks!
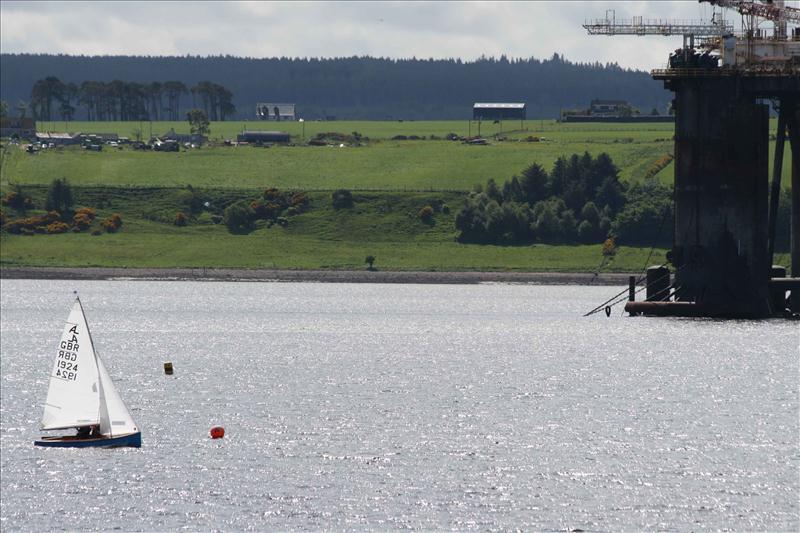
left=0, top=1, right=792, bottom=71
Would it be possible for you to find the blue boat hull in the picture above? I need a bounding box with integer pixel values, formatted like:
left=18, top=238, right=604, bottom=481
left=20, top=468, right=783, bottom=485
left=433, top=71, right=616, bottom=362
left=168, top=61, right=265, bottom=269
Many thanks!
left=34, top=432, right=141, bottom=448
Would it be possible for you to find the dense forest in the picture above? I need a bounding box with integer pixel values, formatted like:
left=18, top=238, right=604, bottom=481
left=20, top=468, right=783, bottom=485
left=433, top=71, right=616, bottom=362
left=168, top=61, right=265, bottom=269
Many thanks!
left=0, top=54, right=670, bottom=120
left=454, top=152, right=672, bottom=246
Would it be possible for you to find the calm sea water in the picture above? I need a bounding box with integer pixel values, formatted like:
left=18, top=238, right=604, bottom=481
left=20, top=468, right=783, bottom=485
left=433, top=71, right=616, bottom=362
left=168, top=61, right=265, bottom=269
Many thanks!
left=0, top=280, right=797, bottom=532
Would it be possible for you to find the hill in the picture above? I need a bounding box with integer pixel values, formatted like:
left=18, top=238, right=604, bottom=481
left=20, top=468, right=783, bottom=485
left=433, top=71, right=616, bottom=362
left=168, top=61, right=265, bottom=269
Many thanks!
left=0, top=53, right=670, bottom=121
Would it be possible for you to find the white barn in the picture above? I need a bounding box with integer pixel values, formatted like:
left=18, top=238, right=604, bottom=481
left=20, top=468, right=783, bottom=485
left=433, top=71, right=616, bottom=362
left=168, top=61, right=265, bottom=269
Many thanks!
left=256, top=103, right=296, bottom=121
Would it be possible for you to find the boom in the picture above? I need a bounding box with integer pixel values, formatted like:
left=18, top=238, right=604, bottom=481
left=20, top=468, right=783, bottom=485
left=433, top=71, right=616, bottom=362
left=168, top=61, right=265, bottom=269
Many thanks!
left=701, top=0, right=800, bottom=24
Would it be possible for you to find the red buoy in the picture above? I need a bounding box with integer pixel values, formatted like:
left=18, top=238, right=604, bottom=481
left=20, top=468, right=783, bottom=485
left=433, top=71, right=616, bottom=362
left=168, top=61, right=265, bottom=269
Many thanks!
left=210, top=426, right=225, bottom=439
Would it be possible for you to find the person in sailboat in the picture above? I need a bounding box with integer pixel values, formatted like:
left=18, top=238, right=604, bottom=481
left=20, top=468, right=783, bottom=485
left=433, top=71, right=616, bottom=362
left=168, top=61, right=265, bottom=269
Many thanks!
left=75, top=424, right=100, bottom=439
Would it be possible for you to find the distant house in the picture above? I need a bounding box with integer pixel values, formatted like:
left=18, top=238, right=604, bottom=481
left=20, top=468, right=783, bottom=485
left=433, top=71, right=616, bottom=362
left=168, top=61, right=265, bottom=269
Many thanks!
left=0, top=117, right=36, bottom=139
left=35, top=132, right=81, bottom=145
left=589, top=99, right=633, bottom=116
left=561, top=99, right=673, bottom=123
left=472, top=103, right=526, bottom=121
left=256, top=103, right=296, bottom=121
left=237, top=130, right=291, bottom=144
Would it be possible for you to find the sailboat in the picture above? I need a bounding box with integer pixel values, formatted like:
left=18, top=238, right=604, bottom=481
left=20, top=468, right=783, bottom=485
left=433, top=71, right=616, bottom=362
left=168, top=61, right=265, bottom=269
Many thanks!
left=34, top=296, right=141, bottom=448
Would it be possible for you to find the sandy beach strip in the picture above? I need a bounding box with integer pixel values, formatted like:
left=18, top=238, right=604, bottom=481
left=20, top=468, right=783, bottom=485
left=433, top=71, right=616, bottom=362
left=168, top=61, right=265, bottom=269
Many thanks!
left=0, top=266, right=635, bottom=285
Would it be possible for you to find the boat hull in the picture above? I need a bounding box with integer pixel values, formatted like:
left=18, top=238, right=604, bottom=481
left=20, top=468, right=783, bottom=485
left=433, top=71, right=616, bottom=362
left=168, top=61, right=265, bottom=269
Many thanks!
left=34, top=432, right=141, bottom=448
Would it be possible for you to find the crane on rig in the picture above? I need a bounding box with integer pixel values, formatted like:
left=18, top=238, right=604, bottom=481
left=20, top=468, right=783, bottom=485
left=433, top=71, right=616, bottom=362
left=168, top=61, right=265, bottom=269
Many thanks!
left=704, top=0, right=800, bottom=34
left=700, top=0, right=800, bottom=66
left=584, top=0, right=800, bottom=70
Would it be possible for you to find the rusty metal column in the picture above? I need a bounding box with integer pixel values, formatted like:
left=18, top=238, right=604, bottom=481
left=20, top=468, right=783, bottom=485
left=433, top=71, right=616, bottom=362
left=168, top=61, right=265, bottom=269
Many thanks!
left=670, top=78, right=770, bottom=316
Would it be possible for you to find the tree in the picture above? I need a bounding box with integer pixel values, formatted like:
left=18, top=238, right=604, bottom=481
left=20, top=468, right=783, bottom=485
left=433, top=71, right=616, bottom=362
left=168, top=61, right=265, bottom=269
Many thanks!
left=502, top=176, right=523, bottom=203
left=419, top=205, right=435, bottom=223
left=223, top=200, right=254, bottom=233
left=455, top=193, right=489, bottom=242
left=581, top=201, right=600, bottom=226
left=618, top=104, right=634, bottom=118
left=577, top=220, right=594, bottom=242
left=549, top=156, right=568, bottom=198
left=163, top=81, right=188, bottom=120
left=595, top=175, right=626, bottom=215
left=532, top=202, right=561, bottom=241
left=520, top=163, right=549, bottom=204
left=146, top=82, right=162, bottom=121
left=79, top=81, right=102, bottom=121
left=57, top=82, right=79, bottom=122
left=560, top=209, right=579, bottom=241
left=186, top=109, right=210, bottom=136
left=485, top=178, right=502, bottom=203
left=611, top=182, right=672, bottom=245
left=30, top=76, right=65, bottom=121
left=331, top=189, right=354, bottom=209
left=45, top=178, right=73, bottom=213
left=189, top=81, right=236, bottom=121
left=16, top=100, right=28, bottom=119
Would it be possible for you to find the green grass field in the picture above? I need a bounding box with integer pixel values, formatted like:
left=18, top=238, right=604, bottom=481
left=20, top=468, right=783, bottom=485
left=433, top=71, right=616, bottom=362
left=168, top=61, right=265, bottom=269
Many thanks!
left=1, top=120, right=791, bottom=271
left=14, top=119, right=793, bottom=190
left=1, top=140, right=673, bottom=191
left=0, top=187, right=677, bottom=271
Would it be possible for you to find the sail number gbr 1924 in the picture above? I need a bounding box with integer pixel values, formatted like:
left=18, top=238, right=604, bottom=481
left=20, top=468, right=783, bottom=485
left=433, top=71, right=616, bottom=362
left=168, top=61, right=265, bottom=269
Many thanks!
left=54, top=325, right=80, bottom=381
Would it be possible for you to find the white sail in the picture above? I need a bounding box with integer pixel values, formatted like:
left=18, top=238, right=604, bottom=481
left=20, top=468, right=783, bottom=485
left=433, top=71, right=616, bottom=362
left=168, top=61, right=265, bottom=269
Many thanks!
left=41, top=299, right=100, bottom=430
left=96, top=353, right=139, bottom=437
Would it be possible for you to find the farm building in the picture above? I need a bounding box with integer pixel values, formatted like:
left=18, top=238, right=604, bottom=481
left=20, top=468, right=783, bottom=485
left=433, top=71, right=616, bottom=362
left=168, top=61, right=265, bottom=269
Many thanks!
left=256, top=103, right=296, bottom=121
left=35, top=132, right=81, bottom=145
left=560, top=99, right=673, bottom=123
left=83, top=132, right=119, bottom=142
left=237, top=131, right=291, bottom=144
left=472, top=103, right=526, bottom=121
left=589, top=99, right=633, bottom=116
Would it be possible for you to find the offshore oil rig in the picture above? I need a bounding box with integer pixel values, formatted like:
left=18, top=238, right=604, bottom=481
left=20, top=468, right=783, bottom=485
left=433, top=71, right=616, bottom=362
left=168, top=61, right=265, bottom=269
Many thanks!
left=585, top=0, right=800, bottom=318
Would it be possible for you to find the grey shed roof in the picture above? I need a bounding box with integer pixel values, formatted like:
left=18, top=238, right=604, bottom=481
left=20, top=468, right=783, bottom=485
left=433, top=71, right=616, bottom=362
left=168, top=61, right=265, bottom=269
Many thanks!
left=473, top=103, right=526, bottom=109
left=242, top=130, right=289, bottom=136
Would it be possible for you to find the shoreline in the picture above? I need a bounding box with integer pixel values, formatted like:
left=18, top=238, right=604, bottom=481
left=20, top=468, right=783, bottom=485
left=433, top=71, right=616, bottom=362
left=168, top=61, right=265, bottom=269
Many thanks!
left=0, top=266, right=634, bottom=285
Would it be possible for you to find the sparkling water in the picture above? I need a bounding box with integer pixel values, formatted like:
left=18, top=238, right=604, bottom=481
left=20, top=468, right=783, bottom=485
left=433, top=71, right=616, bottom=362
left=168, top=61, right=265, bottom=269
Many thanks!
left=1, top=280, right=797, bottom=531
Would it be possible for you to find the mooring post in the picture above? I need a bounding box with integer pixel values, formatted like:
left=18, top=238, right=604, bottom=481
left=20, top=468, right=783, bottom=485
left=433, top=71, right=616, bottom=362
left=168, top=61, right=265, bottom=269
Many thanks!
left=628, top=276, right=636, bottom=302
left=646, top=265, right=670, bottom=301
left=770, top=265, right=788, bottom=314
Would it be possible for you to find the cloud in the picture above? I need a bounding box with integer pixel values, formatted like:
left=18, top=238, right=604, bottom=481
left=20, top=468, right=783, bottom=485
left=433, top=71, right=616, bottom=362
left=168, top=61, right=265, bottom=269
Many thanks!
left=0, top=1, right=773, bottom=70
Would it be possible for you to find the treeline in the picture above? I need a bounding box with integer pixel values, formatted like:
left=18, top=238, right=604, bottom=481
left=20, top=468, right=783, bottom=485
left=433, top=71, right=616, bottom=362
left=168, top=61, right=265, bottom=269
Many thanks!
left=456, top=153, right=674, bottom=246
left=1, top=54, right=669, bottom=120
left=27, top=77, right=235, bottom=122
